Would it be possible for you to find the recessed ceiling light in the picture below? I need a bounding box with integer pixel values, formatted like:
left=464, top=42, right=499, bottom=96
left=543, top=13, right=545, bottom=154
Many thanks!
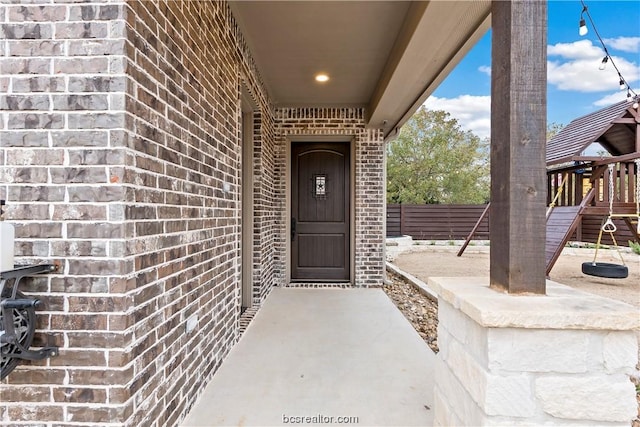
left=315, top=73, right=329, bottom=83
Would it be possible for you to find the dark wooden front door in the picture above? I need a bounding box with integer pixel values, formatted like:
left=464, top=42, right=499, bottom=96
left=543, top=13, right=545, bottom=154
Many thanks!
left=291, top=142, right=350, bottom=281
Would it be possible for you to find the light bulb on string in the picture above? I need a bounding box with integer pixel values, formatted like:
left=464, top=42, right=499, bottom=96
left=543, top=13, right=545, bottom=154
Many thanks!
left=578, top=2, right=636, bottom=108
left=598, top=56, right=608, bottom=70
left=579, top=6, right=588, bottom=36
left=579, top=18, right=588, bottom=36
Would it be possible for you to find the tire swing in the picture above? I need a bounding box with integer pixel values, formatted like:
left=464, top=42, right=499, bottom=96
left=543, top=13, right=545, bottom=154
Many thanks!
left=582, top=163, right=631, bottom=279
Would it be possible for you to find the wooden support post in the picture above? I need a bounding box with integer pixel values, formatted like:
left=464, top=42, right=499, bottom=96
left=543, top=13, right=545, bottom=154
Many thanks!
left=575, top=171, right=584, bottom=205
left=490, top=0, right=547, bottom=294
left=575, top=173, right=584, bottom=241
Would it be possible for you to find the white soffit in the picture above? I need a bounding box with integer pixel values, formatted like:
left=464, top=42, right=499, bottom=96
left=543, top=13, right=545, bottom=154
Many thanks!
left=230, top=1, right=411, bottom=106
left=369, top=1, right=491, bottom=136
left=229, top=1, right=490, bottom=135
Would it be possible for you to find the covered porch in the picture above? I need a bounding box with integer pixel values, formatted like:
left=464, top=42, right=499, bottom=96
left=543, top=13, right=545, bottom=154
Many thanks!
left=181, top=287, right=436, bottom=426
left=3, top=0, right=637, bottom=425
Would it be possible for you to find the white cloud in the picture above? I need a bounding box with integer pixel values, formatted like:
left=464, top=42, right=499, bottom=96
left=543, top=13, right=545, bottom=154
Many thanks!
left=478, top=65, right=491, bottom=76
left=422, top=40, right=639, bottom=137
left=423, top=95, right=491, bottom=139
left=592, top=91, right=635, bottom=107
left=548, top=39, right=603, bottom=60
left=603, top=36, right=640, bottom=53
left=547, top=40, right=640, bottom=92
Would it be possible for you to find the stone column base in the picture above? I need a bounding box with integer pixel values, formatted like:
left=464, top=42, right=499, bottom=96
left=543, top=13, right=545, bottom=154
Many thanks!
left=430, top=277, right=639, bottom=426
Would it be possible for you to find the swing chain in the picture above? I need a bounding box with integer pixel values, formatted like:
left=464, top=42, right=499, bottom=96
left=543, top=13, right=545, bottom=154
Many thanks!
left=584, top=160, right=635, bottom=277
left=601, top=163, right=617, bottom=233
left=607, top=163, right=615, bottom=215
left=592, top=163, right=625, bottom=265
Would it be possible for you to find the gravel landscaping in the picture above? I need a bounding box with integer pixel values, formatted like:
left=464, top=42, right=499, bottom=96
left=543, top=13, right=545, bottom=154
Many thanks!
left=383, top=271, right=438, bottom=353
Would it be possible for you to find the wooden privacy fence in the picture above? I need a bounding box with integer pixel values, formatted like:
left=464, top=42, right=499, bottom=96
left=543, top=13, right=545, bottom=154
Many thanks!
left=387, top=204, right=489, bottom=240
left=387, top=203, right=636, bottom=246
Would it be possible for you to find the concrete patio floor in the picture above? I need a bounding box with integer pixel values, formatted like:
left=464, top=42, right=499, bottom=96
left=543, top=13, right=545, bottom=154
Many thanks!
left=181, top=287, right=436, bottom=426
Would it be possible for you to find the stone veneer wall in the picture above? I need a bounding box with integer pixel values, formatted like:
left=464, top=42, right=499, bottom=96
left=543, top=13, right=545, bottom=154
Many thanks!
left=0, top=1, right=281, bottom=426
left=275, top=108, right=385, bottom=287
left=431, top=278, right=638, bottom=426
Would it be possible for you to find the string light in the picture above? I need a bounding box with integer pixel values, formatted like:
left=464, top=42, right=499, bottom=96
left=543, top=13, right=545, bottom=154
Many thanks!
left=579, top=6, right=588, bottom=36
left=579, top=0, right=638, bottom=107
left=598, top=55, right=608, bottom=70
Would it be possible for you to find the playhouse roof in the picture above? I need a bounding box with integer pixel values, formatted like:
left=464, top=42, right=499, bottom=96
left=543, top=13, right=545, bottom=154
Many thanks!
left=546, top=100, right=639, bottom=166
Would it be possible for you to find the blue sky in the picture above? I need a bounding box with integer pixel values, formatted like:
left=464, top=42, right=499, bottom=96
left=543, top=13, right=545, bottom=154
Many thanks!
left=424, top=0, right=640, bottom=139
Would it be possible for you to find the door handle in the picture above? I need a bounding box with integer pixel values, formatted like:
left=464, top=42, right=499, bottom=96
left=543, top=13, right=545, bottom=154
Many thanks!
left=291, top=218, right=296, bottom=241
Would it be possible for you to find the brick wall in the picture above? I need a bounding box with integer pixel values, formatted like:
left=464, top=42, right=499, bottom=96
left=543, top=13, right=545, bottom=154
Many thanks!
left=250, top=107, right=283, bottom=303
left=1, top=1, right=133, bottom=424
left=0, top=1, right=279, bottom=425
left=122, top=2, right=247, bottom=425
left=275, top=108, right=385, bottom=287
left=1, top=1, right=385, bottom=426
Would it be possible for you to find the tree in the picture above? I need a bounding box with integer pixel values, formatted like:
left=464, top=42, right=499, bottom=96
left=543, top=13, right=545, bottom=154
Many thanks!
left=547, top=122, right=564, bottom=141
left=387, top=107, right=489, bottom=204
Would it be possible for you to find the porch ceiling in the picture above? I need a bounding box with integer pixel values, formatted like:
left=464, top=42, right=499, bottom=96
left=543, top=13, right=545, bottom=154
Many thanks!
left=229, top=1, right=491, bottom=138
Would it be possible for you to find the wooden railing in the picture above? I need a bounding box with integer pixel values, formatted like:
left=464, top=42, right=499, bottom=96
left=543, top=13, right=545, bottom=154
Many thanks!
left=547, top=167, right=588, bottom=208
left=592, top=161, right=638, bottom=206
left=547, top=159, right=638, bottom=211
